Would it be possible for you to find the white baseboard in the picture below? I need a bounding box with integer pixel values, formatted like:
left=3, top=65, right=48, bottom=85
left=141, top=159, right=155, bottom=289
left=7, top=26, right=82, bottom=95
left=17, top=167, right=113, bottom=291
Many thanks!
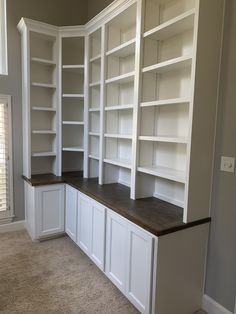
left=0, top=220, right=26, bottom=233
left=203, top=295, right=233, bottom=314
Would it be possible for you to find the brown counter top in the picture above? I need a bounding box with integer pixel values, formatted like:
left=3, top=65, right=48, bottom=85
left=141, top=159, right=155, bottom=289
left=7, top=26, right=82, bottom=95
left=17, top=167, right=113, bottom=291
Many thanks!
left=22, top=173, right=210, bottom=237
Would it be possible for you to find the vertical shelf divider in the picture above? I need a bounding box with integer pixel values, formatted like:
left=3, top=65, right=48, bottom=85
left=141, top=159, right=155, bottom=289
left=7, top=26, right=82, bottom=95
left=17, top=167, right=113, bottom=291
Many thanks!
left=84, top=34, right=90, bottom=178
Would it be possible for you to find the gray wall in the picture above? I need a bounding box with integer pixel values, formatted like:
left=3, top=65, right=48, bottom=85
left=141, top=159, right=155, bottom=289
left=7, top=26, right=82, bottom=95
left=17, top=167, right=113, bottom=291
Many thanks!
left=87, top=0, right=236, bottom=312
left=205, top=0, right=236, bottom=312
left=0, top=0, right=88, bottom=221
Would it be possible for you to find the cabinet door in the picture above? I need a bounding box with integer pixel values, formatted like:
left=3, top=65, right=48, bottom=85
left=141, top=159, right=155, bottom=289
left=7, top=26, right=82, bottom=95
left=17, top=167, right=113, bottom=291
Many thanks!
left=65, top=185, right=77, bottom=242
left=36, top=184, right=65, bottom=238
left=77, top=192, right=92, bottom=255
left=106, top=209, right=128, bottom=293
left=126, top=223, right=153, bottom=314
left=90, top=200, right=106, bottom=271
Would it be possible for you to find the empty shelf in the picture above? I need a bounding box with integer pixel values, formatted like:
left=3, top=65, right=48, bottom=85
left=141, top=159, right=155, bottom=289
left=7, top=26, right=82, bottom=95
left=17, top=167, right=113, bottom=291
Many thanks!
left=32, top=130, right=56, bottom=135
left=138, top=165, right=186, bottom=184
left=89, top=154, right=100, bottom=161
left=89, top=132, right=100, bottom=136
left=142, top=56, right=192, bottom=74
left=32, top=106, right=56, bottom=112
left=32, top=152, right=56, bottom=157
left=31, top=57, right=56, bottom=66
left=62, top=65, right=84, bottom=73
left=89, top=81, right=101, bottom=88
left=144, top=9, right=195, bottom=41
left=104, top=158, right=131, bottom=169
left=89, top=108, right=100, bottom=112
left=104, top=133, right=132, bottom=139
left=63, top=147, right=84, bottom=152
left=139, top=136, right=188, bottom=144
left=106, top=38, right=136, bottom=58
left=90, top=55, right=101, bottom=63
left=31, top=82, right=56, bottom=89
left=105, top=104, right=133, bottom=111
left=62, top=121, right=84, bottom=125
left=62, top=94, right=84, bottom=98
left=105, top=72, right=135, bottom=85
left=140, top=98, right=190, bottom=108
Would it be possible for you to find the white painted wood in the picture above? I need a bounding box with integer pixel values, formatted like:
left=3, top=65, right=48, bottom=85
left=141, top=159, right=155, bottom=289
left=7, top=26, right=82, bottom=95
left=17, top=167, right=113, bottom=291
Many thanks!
left=65, top=185, right=77, bottom=242
left=126, top=222, right=153, bottom=313
left=77, top=192, right=92, bottom=255
left=203, top=295, right=234, bottom=314
left=106, top=209, right=128, bottom=293
left=35, top=184, right=65, bottom=238
left=90, top=199, right=106, bottom=271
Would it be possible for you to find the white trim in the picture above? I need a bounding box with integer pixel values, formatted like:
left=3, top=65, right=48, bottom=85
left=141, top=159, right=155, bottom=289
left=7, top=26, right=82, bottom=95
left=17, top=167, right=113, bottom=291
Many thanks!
left=203, top=295, right=233, bottom=314
left=0, top=94, right=14, bottom=221
left=0, top=220, right=25, bottom=233
left=234, top=298, right=236, bottom=314
left=0, top=0, right=8, bottom=75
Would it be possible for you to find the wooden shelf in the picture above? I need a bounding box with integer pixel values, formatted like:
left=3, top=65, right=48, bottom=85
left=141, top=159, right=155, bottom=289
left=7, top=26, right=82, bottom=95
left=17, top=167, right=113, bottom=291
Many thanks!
left=90, top=54, right=101, bottom=63
left=62, top=147, right=84, bottom=152
left=105, top=71, right=135, bottom=85
left=89, top=81, right=101, bottom=88
left=31, top=57, right=56, bottom=66
left=140, top=98, right=190, bottom=108
left=89, top=132, right=100, bottom=137
left=32, top=152, right=56, bottom=157
left=62, top=121, right=84, bottom=125
left=106, top=38, right=136, bottom=58
left=89, top=154, right=100, bottom=161
left=31, top=82, right=56, bottom=89
left=32, top=107, right=56, bottom=112
left=62, top=65, right=84, bottom=73
left=104, top=158, right=131, bottom=169
left=144, top=9, right=195, bottom=41
left=89, top=108, right=100, bottom=112
left=139, top=136, right=188, bottom=144
left=105, top=104, right=133, bottom=111
left=62, top=94, right=84, bottom=98
left=104, top=133, right=132, bottom=139
left=138, top=165, right=186, bottom=184
left=32, top=130, right=56, bottom=135
left=142, top=56, right=192, bottom=74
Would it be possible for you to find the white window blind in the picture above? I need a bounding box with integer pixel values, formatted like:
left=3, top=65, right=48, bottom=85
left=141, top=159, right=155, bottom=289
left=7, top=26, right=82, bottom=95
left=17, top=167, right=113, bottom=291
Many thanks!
left=0, top=0, right=8, bottom=75
left=0, top=95, right=13, bottom=223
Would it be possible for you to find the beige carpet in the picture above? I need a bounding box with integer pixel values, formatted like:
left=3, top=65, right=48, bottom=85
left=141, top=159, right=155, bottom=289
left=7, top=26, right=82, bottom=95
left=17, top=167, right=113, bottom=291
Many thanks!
left=0, top=230, right=206, bottom=314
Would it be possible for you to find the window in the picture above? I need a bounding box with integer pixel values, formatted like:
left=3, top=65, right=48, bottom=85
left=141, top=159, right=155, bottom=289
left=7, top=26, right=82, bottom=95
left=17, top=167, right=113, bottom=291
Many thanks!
left=0, top=0, right=7, bottom=75
left=0, top=95, right=13, bottom=224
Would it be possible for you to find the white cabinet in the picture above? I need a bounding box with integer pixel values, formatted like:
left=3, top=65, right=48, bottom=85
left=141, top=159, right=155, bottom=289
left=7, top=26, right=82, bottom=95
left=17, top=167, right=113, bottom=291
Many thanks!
left=36, top=184, right=65, bottom=238
left=126, top=223, right=153, bottom=314
left=65, top=185, right=77, bottom=242
left=77, top=192, right=106, bottom=271
left=24, top=183, right=65, bottom=241
left=77, top=192, right=92, bottom=255
left=106, top=209, right=128, bottom=293
left=106, top=209, right=154, bottom=312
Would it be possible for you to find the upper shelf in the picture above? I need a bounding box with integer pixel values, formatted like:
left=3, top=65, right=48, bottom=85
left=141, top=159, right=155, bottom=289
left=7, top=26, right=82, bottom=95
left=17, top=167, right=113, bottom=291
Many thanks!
left=90, top=55, right=101, bottom=63
left=31, top=82, right=56, bottom=89
left=140, top=97, right=190, bottom=108
left=31, top=57, right=56, bottom=66
left=62, top=65, right=84, bottom=74
left=143, top=9, right=195, bottom=41
left=105, top=72, right=135, bottom=85
left=142, top=56, right=192, bottom=74
left=106, top=38, right=136, bottom=58
left=139, top=136, right=188, bottom=144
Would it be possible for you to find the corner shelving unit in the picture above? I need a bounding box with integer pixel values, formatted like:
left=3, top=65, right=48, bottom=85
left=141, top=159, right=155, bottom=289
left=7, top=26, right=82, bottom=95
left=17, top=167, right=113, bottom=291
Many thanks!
left=30, top=30, right=59, bottom=176
left=61, top=35, right=85, bottom=174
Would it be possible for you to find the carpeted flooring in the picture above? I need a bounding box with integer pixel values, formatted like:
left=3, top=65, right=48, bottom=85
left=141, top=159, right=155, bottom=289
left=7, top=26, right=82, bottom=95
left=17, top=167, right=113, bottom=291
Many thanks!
left=0, top=230, right=207, bottom=314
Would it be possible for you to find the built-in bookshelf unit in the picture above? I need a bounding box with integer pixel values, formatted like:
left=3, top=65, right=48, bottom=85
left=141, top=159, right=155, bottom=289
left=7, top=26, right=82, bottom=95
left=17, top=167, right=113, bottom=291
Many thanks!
left=61, top=35, right=85, bottom=173
left=19, top=0, right=225, bottom=223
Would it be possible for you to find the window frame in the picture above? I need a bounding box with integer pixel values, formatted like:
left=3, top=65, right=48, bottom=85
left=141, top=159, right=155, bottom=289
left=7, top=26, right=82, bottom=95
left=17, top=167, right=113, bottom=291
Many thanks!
left=0, top=0, right=8, bottom=75
left=0, top=95, right=14, bottom=224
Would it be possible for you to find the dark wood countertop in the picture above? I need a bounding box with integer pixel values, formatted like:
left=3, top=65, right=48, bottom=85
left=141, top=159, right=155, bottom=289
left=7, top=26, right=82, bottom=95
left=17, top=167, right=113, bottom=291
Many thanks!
left=22, top=173, right=211, bottom=237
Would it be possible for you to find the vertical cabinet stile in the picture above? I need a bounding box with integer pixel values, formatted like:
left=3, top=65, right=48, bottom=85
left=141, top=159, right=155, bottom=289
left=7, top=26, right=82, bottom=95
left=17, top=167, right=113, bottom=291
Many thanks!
left=84, top=34, right=89, bottom=178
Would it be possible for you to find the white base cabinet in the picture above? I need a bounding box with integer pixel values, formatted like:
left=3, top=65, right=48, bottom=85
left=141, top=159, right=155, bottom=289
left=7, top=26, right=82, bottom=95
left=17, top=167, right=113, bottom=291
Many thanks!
left=24, top=182, right=65, bottom=241
left=77, top=192, right=106, bottom=271
left=65, top=185, right=77, bottom=242
left=106, top=209, right=153, bottom=313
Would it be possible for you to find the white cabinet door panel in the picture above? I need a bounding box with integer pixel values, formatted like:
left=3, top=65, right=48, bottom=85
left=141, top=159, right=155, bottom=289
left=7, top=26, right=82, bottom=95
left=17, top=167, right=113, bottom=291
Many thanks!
left=77, top=192, right=92, bottom=255
left=65, top=185, right=77, bottom=242
left=106, top=210, right=128, bottom=293
left=126, top=223, right=153, bottom=314
left=90, top=200, right=106, bottom=271
left=36, top=184, right=65, bottom=238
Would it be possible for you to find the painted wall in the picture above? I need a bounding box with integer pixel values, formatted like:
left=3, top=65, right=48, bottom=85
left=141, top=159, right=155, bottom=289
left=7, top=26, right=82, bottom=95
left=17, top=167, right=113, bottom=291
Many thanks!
left=86, top=0, right=236, bottom=312
left=0, top=0, right=88, bottom=221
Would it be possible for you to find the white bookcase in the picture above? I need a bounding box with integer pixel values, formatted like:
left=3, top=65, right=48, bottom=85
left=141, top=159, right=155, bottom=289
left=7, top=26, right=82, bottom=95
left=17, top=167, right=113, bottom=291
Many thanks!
left=18, top=0, right=225, bottom=223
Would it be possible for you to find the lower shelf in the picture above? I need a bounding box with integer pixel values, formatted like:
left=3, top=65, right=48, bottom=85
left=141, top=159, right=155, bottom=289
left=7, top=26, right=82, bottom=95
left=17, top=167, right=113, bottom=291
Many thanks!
left=32, top=152, right=56, bottom=157
left=63, top=147, right=84, bottom=152
left=138, top=165, right=186, bottom=183
left=104, top=158, right=131, bottom=169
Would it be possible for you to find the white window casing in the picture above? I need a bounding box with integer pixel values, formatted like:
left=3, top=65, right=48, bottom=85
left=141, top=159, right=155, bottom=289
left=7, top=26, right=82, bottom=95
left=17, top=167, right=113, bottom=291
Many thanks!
left=0, top=95, right=14, bottom=224
left=0, top=0, right=8, bottom=75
